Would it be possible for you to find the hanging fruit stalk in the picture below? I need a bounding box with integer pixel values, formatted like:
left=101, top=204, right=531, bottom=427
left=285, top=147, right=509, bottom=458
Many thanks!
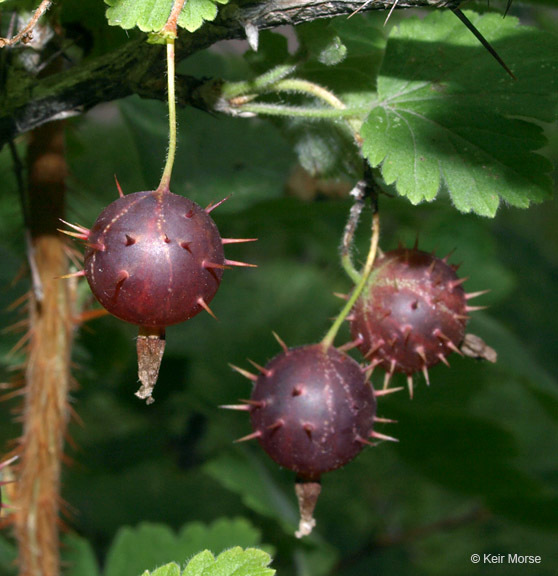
left=228, top=340, right=399, bottom=538
left=226, top=183, right=395, bottom=537
left=60, top=5, right=256, bottom=403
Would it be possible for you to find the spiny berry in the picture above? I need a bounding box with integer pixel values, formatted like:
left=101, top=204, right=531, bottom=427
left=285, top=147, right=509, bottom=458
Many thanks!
left=226, top=336, right=398, bottom=537
left=350, top=247, right=486, bottom=397
left=63, top=188, right=255, bottom=326
left=60, top=183, right=256, bottom=402
left=242, top=343, right=376, bottom=478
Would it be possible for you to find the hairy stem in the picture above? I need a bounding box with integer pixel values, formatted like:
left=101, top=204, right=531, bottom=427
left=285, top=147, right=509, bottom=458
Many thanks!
left=222, top=64, right=298, bottom=99
left=322, top=211, right=380, bottom=348
left=157, top=39, right=177, bottom=193
left=162, top=0, right=188, bottom=36
left=226, top=103, right=365, bottom=119
left=273, top=78, right=346, bottom=109
left=13, top=117, right=73, bottom=576
left=274, top=78, right=363, bottom=139
left=223, top=77, right=363, bottom=140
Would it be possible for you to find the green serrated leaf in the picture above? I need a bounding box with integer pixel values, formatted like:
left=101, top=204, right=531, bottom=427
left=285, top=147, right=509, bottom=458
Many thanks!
left=105, top=0, right=228, bottom=33
left=104, top=518, right=266, bottom=576
left=181, top=551, right=214, bottom=576
left=146, top=564, right=181, bottom=576
left=362, top=10, right=557, bottom=216
left=178, top=0, right=228, bottom=33
left=182, top=547, right=274, bottom=576
left=105, top=0, right=170, bottom=32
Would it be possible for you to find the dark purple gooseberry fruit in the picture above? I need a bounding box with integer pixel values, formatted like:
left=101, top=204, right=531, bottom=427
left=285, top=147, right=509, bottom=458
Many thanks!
left=246, top=343, right=377, bottom=479
left=61, top=186, right=255, bottom=403
left=227, top=340, right=396, bottom=537
left=350, top=247, right=484, bottom=396
left=84, top=190, right=228, bottom=327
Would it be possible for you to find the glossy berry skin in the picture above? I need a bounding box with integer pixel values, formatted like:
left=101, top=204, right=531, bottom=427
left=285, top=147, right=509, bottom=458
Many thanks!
left=350, top=248, right=468, bottom=375
left=84, top=190, right=224, bottom=327
left=249, top=344, right=376, bottom=481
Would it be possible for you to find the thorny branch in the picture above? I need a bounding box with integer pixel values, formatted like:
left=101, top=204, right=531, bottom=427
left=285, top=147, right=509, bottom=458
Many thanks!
left=0, top=0, right=461, bottom=148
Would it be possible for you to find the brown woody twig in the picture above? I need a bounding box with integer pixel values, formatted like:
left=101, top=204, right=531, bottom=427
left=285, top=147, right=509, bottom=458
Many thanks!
left=0, top=0, right=53, bottom=48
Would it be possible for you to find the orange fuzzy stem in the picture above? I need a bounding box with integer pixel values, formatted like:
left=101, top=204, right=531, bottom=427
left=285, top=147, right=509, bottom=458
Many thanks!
left=12, top=117, right=74, bottom=576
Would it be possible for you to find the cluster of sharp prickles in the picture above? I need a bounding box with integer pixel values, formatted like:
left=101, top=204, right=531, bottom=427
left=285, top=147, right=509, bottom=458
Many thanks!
left=61, top=182, right=256, bottom=327
left=62, top=185, right=489, bottom=537
left=225, top=247, right=489, bottom=536
left=61, top=183, right=256, bottom=404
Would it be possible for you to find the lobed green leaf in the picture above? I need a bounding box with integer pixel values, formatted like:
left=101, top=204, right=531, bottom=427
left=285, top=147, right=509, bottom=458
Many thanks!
left=105, top=0, right=228, bottom=34
left=178, top=0, right=229, bottom=33
left=104, top=519, right=266, bottom=576
left=182, top=547, right=275, bottom=576
left=362, top=10, right=557, bottom=216
left=143, top=564, right=181, bottom=576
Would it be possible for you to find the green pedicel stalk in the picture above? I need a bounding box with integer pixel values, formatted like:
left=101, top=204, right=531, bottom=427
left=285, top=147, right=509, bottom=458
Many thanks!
left=156, top=37, right=177, bottom=194
left=322, top=210, right=380, bottom=348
